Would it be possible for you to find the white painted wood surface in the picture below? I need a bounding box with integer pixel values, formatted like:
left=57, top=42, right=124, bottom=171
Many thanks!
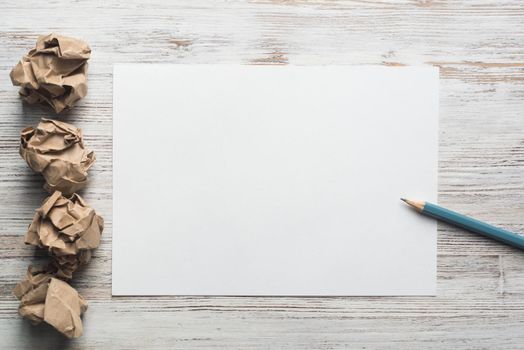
left=0, top=0, right=523, bottom=348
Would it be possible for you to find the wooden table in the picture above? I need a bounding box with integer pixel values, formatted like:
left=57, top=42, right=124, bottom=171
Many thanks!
left=1, top=1, right=523, bottom=348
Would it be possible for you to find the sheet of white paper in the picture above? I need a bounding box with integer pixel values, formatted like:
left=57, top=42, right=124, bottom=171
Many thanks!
left=112, top=64, right=438, bottom=296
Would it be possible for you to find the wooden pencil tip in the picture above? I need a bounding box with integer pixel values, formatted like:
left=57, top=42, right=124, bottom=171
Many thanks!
left=400, top=198, right=425, bottom=211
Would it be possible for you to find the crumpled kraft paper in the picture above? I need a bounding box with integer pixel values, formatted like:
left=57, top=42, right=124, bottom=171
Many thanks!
left=25, top=191, right=104, bottom=278
left=10, top=33, right=91, bottom=113
left=13, top=266, right=53, bottom=324
left=20, top=118, right=95, bottom=196
left=48, top=250, right=93, bottom=280
left=13, top=266, right=88, bottom=338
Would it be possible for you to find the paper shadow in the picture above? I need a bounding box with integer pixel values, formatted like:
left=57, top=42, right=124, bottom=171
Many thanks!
left=13, top=318, right=76, bottom=350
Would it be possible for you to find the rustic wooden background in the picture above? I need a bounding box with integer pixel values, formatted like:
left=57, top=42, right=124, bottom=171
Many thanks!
left=1, top=0, right=523, bottom=349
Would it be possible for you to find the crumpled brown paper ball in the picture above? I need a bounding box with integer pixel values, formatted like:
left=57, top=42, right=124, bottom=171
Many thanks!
left=13, top=266, right=88, bottom=338
left=20, top=118, right=95, bottom=196
left=25, top=190, right=104, bottom=279
left=48, top=250, right=93, bottom=280
left=10, top=33, right=91, bottom=113
left=14, top=191, right=102, bottom=338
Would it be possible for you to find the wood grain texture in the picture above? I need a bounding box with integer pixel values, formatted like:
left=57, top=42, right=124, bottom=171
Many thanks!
left=0, top=0, right=523, bottom=348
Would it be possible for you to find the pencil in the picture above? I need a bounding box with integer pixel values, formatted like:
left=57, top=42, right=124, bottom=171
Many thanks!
left=401, top=198, right=524, bottom=251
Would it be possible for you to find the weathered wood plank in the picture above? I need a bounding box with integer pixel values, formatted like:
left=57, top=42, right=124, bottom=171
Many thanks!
left=0, top=0, right=523, bottom=348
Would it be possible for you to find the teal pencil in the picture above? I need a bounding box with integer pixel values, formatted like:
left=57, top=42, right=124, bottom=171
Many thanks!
left=401, top=198, right=524, bottom=251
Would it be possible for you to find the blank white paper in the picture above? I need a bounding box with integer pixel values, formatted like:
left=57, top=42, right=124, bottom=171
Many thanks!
left=112, top=65, right=438, bottom=296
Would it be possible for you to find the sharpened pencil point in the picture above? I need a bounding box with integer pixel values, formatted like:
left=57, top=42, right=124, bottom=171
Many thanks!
left=400, top=198, right=425, bottom=212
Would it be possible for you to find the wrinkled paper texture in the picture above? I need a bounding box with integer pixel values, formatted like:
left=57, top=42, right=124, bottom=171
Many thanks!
left=20, top=118, right=95, bottom=196
left=13, top=266, right=88, bottom=338
left=14, top=191, right=102, bottom=337
left=25, top=191, right=104, bottom=279
left=48, top=250, right=93, bottom=280
left=10, top=33, right=91, bottom=113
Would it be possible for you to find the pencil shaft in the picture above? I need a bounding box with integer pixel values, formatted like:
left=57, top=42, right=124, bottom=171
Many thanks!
left=422, top=202, right=524, bottom=251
